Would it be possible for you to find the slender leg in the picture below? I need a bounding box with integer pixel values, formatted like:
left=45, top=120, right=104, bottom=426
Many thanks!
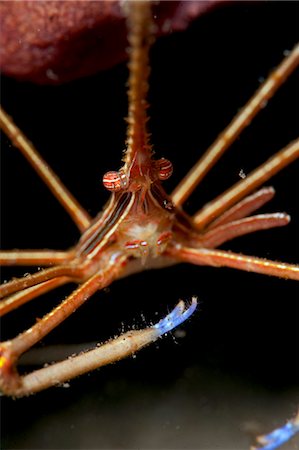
left=0, top=264, right=82, bottom=299
left=167, top=245, right=299, bottom=280
left=171, top=43, right=299, bottom=206
left=3, top=256, right=127, bottom=357
left=0, top=106, right=92, bottom=232
left=1, top=299, right=197, bottom=397
left=193, top=138, right=299, bottom=230
left=205, top=187, right=275, bottom=230
left=0, top=249, right=73, bottom=266
left=0, top=255, right=127, bottom=395
left=0, top=277, right=70, bottom=316
left=199, top=213, right=290, bottom=249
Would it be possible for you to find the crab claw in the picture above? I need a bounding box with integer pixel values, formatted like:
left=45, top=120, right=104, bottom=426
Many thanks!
left=154, top=297, right=197, bottom=336
left=252, top=412, right=299, bottom=450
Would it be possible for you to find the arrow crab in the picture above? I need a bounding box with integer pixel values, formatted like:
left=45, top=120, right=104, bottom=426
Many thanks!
left=0, top=1, right=298, bottom=424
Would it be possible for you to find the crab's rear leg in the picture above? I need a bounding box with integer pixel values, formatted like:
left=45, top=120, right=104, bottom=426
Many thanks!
left=171, top=43, right=299, bottom=207
left=0, top=255, right=127, bottom=396
left=2, top=298, right=197, bottom=397
left=167, top=246, right=299, bottom=280
left=0, top=107, right=91, bottom=232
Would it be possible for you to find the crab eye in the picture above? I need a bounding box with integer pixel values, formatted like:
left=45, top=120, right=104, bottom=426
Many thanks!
left=103, top=171, right=122, bottom=191
left=102, top=170, right=128, bottom=191
left=156, top=158, right=173, bottom=180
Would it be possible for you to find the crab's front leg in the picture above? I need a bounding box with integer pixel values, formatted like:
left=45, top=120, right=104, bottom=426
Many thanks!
left=0, top=254, right=128, bottom=396
left=1, top=288, right=197, bottom=397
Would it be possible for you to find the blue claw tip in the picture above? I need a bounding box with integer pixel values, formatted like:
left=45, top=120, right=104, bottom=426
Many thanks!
left=154, top=297, right=197, bottom=336
left=254, top=419, right=299, bottom=450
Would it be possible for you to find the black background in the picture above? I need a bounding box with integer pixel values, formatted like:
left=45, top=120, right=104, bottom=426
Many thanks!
left=1, top=2, right=298, bottom=449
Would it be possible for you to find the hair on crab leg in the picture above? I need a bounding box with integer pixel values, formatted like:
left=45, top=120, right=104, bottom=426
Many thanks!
left=251, top=410, right=299, bottom=450
left=6, top=299, right=197, bottom=397
left=171, top=43, right=299, bottom=207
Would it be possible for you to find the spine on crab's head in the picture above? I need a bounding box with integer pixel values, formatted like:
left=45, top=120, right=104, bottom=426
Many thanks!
left=122, top=0, right=154, bottom=173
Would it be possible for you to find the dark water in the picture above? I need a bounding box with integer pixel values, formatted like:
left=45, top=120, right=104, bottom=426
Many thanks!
left=1, top=2, right=298, bottom=449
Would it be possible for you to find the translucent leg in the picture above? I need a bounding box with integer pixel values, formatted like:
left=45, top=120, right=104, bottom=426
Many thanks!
left=171, top=43, right=299, bottom=206
left=0, top=106, right=92, bottom=232
left=0, top=298, right=197, bottom=397
left=167, top=245, right=299, bottom=280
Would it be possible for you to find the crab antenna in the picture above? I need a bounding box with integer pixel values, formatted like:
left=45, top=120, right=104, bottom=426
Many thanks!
left=123, top=0, right=154, bottom=169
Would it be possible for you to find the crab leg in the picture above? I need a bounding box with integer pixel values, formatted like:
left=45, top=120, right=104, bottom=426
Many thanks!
left=193, top=138, right=299, bottom=230
left=1, top=256, right=127, bottom=357
left=0, top=264, right=81, bottom=299
left=0, top=249, right=72, bottom=266
left=0, top=107, right=91, bottom=232
left=171, top=43, right=299, bottom=206
left=2, top=299, right=197, bottom=397
left=205, top=187, right=275, bottom=230
left=167, top=245, right=299, bottom=280
left=0, top=277, right=69, bottom=316
left=199, top=213, right=290, bottom=248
